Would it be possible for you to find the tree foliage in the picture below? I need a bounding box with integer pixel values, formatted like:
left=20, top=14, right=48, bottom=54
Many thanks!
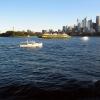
left=0, top=31, right=37, bottom=37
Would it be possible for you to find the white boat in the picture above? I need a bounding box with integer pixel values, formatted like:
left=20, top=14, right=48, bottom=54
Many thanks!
left=20, top=36, right=43, bottom=48
left=20, top=41, right=43, bottom=48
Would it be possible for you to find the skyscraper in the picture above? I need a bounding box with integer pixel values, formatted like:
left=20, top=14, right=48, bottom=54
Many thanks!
left=87, top=20, right=93, bottom=32
left=96, top=16, right=100, bottom=25
left=96, top=16, right=100, bottom=32
left=77, top=18, right=81, bottom=32
left=62, top=26, right=67, bottom=33
left=82, top=17, right=88, bottom=32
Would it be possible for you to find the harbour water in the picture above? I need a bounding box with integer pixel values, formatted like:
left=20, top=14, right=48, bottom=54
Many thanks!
left=0, top=37, right=100, bottom=100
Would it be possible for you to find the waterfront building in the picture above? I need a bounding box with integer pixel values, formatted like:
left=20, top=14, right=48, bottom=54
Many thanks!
left=76, top=17, right=95, bottom=33
left=77, top=18, right=81, bottom=32
left=82, top=17, right=88, bottom=32
left=67, top=26, right=73, bottom=32
left=96, top=16, right=100, bottom=32
left=93, top=23, right=96, bottom=31
left=49, top=29, right=54, bottom=33
left=42, top=30, right=47, bottom=33
left=62, top=26, right=67, bottom=33
left=87, top=20, right=93, bottom=32
left=58, top=29, right=62, bottom=33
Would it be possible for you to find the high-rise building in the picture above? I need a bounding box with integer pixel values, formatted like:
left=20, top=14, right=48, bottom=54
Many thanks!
left=96, top=16, right=100, bottom=25
left=49, top=29, right=54, bottom=33
left=58, top=29, right=62, bottom=33
left=42, top=30, right=47, bottom=33
left=87, top=20, right=93, bottom=32
left=96, top=16, right=100, bottom=32
left=62, top=26, right=67, bottom=33
left=81, top=17, right=88, bottom=32
left=77, top=18, right=81, bottom=32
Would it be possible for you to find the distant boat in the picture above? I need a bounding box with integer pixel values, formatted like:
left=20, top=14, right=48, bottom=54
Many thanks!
left=20, top=35, right=43, bottom=48
left=39, top=33, right=71, bottom=39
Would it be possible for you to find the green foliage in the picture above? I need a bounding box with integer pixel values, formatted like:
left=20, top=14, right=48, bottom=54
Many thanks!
left=0, top=31, right=38, bottom=37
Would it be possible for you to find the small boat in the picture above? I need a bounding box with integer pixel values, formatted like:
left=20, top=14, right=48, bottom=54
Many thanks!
left=20, top=35, right=43, bottom=48
left=20, top=41, right=43, bottom=48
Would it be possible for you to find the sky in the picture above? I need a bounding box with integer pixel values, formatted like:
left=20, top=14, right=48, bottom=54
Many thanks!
left=0, top=0, right=100, bottom=32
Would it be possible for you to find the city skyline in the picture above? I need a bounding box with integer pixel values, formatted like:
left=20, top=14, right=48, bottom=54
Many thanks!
left=0, top=0, right=100, bottom=32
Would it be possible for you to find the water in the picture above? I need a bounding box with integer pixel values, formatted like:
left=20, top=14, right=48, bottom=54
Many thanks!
left=0, top=37, right=100, bottom=99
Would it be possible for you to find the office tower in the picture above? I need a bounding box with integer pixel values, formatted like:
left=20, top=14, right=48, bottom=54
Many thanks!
left=77, top=18, right=81, bottom=32
left=96, top=16, right=100, bottom=25
left=96, top=16, right=100, bottom=32
left=49, top=29, right=54, bottom=33
left=62, top=26, right=67, bottom=33
left=93, top=23, right=96, bottom=31
left=87, top=20, right=93, bottom=32
left=82, top=17, right=88, bottom=32
left=42, top=30, right=47, bottom=33
left=58, top=29, right=62, bottom=33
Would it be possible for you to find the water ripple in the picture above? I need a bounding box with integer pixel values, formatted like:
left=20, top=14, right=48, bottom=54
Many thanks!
left=0, top=37, right=100, bottom=90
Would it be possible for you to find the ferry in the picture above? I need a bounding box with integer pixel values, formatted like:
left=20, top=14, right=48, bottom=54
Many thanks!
left=39, top=33, right=71, bottom=39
